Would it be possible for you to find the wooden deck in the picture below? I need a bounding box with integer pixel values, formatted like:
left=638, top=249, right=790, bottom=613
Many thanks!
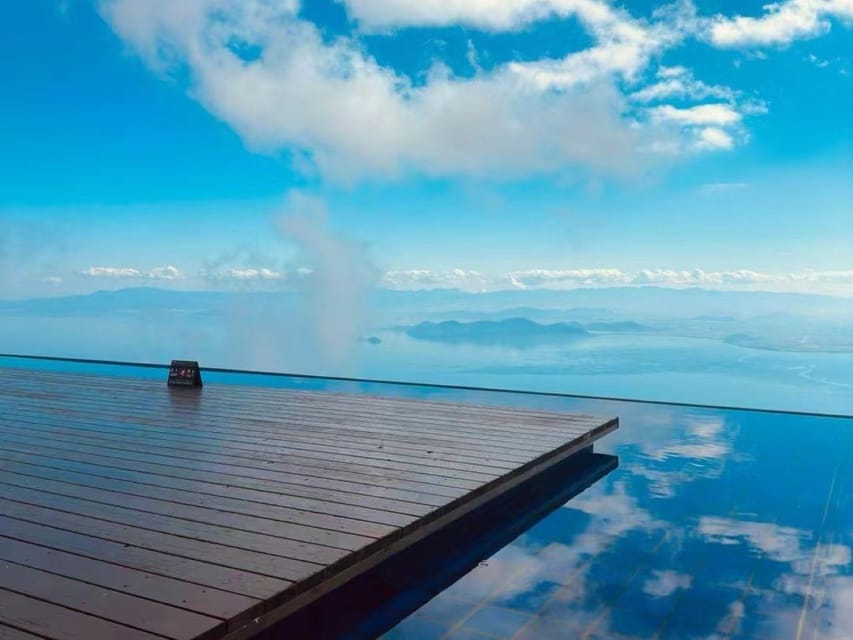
left=0, top=366, right=618, bottom=640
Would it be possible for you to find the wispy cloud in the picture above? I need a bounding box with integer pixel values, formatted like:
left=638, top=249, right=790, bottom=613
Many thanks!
left=205, top=267, right=284, bottom=282
left=631, top=66, right=736, bottom=103
left=382, top=269, right=491, bottom=291
left=379, top=267, right=853, bottom=293
left=706, top=0, right=853, bottom=48
left=78, top=265, right=184, bottom=280
left=147, top=265, right=184, bottom=280
left=78, top=266, right=140, bottom=278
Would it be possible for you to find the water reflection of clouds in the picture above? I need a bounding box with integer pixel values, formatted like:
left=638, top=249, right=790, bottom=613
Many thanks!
left=699, top=517, right=808, bottom=563
left=429, top=476, right=672, bottom=638
left=699, top=515, right=852, bottom=639
left=435, top=403, right=738, bottom=638
left=384, top=398, right=850, bottom=640
left=643, top=569, right=692, bottom=597
left=606, top=404, right=741, bottom=499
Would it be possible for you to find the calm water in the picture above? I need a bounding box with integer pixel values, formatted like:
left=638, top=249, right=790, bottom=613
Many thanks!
left=1, top=356, right=849, bottom=639
left=381, top=402, right=851, bottom=640
left=3, top=316, right=853, bottom=415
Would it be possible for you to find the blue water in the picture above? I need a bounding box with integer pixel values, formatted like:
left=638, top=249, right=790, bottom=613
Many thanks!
left=2, top=356, right=850, bottom=639
left=381, top=402, right=852, bottom=640
left=3, top=316, right=853, bottom=415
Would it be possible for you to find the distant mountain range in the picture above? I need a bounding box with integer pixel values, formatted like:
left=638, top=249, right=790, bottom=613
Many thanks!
left=2, top=285, right=851, bottom=319
left=1, top=287, right=852, bottom=355
left=0, top=287, right=298, bottom=316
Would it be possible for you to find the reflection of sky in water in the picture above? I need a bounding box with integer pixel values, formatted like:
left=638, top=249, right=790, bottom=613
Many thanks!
left=382, top=401, right=851, bottom=640
left=0, top=357, right=849, bottom=639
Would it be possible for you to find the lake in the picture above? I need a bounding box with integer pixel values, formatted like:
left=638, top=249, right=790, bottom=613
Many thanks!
left=2, top=315, right=852, bottom=416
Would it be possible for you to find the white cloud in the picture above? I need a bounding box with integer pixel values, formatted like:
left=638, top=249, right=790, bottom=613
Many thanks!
left=707, top=0, right=853, bottom=48
left=382, top=269, right=492, bottom=291
left=657, top=64, right=689, bottom=78
left=79, top=266, right=141, bottom=278
left=509, top=269, right=774, bottom=288
left=631, top=67, right=764, bottom=152
left=97, top=0, right=773, bottom=183
left=78, top=265, right=184, bottom=280
left=221, top=267, right=283, bottom=281
left=646, top=103, right=750, bottom=151
left=785, top=269, right=853, bottom=284
left=379, top=265, right=829, bottom=292
left=649, top=103, right=743, bottom=126
left=631, top=66, right=736, bottom=103
left=504, top=1, right=698, bottom=91
left=374, top=266, right=853, bottom=294
left=339, top=0, right=681, bottom=34
left=510, top=268, right=628, bottom=289
left=147, top=265, right=184, bottom=280
left=696, top=126, right=735, bottom=149
left=99, top=0, right=663, bottom=182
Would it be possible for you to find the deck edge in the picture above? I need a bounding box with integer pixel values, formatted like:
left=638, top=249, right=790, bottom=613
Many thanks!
left=222, top=417, right=619, bottom=640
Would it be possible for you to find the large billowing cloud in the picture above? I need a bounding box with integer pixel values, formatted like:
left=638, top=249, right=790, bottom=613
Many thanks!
left=96, top=0, right=774, bottom=182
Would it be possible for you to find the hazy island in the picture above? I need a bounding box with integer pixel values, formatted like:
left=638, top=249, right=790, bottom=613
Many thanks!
left=404, top=318, right=589, bottom=348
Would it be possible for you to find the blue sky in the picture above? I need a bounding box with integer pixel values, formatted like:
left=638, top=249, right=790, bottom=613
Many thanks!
left=0, top=0, right=851, bottom=298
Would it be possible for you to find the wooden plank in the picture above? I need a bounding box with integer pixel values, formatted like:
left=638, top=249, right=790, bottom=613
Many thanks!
left=0, top=588, right=161, bottom=640
left=0, top=536, right=255, bottom=621
left=0, top=432, right=463, bottom=502
left=205, top=392, right=600, bottom=432
left=0, top=451, right=431, bottom=521
left=0, top=477, right=354, bottom=562
left=0, top=423, right=487, bottom=490
left=0, top=379, right=589, bottom=439
left=0, top=373, right=599, bottom=438
left=0, top=495, right=320, bottom=582
left=0, top=459, right=414, bottom=531
left=0, top=624, right=44, bottom=640
left=0, top=439, right=449, bottom=510
left=0, top=561, right=222, bottom=640
left=0, top=392, right=583, bottom=457
left=0, top=398, right=557, bottom=465
left=0, top=514, right=282, bottom=600
left=0, top=408, right=586, bottom=467
left=1, top=409, right=523, bottom=475
left=0, top=368, right=599, bottom=427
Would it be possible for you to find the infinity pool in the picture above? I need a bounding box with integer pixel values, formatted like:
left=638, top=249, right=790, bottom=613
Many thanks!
left=2, top=356, right=850, bottom=640
left=380, top=399, right=851, bottom=640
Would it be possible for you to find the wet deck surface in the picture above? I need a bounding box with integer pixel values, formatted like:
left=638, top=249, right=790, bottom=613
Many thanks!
left=0, top=366, right=617, bottom=639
